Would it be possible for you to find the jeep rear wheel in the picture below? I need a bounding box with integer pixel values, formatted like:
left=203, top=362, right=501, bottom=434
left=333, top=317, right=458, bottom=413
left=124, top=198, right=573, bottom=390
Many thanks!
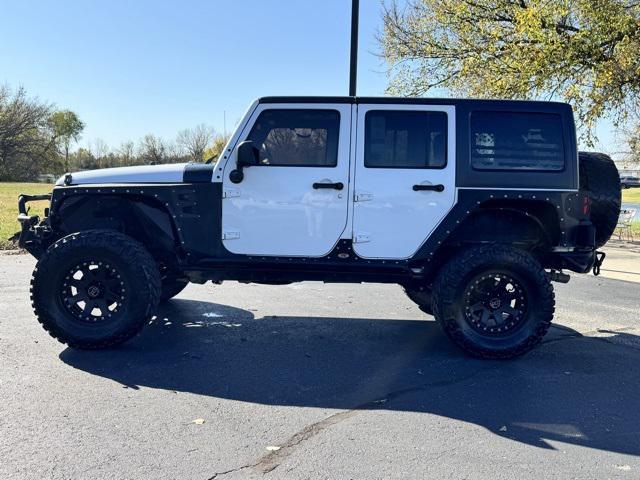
left=432, top=245, right=554, bottom=359
left=31, top=230, right=161, bottom=349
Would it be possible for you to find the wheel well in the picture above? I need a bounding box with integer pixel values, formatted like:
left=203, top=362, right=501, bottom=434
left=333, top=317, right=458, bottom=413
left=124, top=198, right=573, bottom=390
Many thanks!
left=445, top=199, right=561, bottom=248
left=426, top=199, right=561, bottom=279
left=53, top=194, right=181, bottom=268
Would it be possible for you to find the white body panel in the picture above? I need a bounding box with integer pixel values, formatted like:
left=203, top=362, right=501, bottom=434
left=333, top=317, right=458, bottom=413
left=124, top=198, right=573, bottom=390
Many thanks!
left=57, top=163, right=188, bottom=186
left=221, top=103, right=352, bottom=257
left=351, top=104, right=457, bottom=259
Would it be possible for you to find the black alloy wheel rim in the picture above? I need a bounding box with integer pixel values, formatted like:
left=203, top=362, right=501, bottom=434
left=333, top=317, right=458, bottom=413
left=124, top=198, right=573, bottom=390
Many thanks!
left=463, top=272, right=527, bottom=336
left=59, top=261, right=126, bottom=324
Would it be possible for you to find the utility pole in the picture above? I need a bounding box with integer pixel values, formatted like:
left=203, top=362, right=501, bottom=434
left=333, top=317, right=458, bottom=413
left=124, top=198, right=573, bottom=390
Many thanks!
left=349, top=0, right=359, bottom=97
left=223, top=110, right=227, bottom=137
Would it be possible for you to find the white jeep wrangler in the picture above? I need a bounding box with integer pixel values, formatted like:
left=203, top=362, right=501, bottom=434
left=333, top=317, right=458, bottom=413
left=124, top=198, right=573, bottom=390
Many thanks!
left=18, top=97, right=621, bottom=358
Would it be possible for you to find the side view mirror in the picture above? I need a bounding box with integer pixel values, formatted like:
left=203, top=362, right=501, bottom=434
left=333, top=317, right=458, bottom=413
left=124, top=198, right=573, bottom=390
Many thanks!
left=230, top=141, right=259, bottom=184
left=237, top=141, right=260, bottom=167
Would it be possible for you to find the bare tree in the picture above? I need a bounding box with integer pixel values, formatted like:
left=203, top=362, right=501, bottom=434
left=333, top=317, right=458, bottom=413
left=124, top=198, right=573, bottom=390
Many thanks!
left=139, top=134, right=166, bottom=165
left=90, top=138, right=110, bottom=168
left=117, top=141, right=136, bottom=166
left=164, top=141, right=185, bottom=163
left=177, top=124, right=215, bottom=162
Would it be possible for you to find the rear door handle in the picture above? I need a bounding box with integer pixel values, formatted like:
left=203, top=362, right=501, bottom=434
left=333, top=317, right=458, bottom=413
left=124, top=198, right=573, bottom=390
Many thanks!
left=313, top=182, right=344, bottom=190
left=413, top=184, right=445, bottom=192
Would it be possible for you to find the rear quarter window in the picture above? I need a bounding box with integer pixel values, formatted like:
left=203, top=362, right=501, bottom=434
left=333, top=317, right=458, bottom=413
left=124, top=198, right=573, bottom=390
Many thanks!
left=470, top=111, right=565, bottom=171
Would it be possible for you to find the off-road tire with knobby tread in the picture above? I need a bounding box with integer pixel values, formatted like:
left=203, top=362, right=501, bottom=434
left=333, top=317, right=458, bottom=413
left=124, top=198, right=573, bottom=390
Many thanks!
left=31, top=230, right=161, bottom=349
left=403, top=286, right=433, bottom=316
left=578, top=152, right=621, bottom=248
left=431, top=245, right=555, bottom=359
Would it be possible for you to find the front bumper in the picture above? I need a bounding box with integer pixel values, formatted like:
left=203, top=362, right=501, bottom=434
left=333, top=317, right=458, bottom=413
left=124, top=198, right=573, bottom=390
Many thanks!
left=17, top=194, right=52, bottom=258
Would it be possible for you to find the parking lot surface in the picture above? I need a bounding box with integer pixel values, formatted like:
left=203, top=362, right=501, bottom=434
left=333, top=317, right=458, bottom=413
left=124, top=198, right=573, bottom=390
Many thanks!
left=1, top=254, right=640, bottom=479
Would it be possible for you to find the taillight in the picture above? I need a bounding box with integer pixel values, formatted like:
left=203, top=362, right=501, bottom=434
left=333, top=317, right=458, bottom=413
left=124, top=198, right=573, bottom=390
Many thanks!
left=582, top=195, right=590, bottom=216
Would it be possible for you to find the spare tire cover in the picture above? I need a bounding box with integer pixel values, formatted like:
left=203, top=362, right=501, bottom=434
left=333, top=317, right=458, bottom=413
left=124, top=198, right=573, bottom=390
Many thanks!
left=578, top=152, right=621, bottom=248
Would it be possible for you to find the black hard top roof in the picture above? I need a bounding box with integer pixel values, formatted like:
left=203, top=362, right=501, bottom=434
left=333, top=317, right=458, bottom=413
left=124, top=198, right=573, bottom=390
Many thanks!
left=258, top=96, right=569, bottom=108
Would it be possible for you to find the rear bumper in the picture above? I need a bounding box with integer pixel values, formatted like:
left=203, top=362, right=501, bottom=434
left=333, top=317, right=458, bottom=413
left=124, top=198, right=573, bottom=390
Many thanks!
left=17, top=194, right=52, bottom=258
left=542, top=220, right=599, bottom=274
left=548, top=250, right=596, bottom=274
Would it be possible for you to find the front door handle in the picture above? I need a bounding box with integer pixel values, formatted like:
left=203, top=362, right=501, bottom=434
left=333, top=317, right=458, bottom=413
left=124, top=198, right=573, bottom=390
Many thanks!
left=313, top=182, right=344, bottom=190
left=413, top=184, right=445, bottom=192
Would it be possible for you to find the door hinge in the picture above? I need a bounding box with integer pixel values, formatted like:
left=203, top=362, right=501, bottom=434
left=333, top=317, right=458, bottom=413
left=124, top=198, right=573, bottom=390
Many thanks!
left=353, top=232, right=371, bottom=243
left=223, top=188, right=240, bottom=198
left=222, top=230, right=240, bottom=240
left=354, top=192, right=373, bottom=202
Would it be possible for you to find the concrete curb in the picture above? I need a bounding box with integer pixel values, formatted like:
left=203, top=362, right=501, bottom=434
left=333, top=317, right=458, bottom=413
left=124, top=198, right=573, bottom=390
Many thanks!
left=0, top=249, right=25, bottom=255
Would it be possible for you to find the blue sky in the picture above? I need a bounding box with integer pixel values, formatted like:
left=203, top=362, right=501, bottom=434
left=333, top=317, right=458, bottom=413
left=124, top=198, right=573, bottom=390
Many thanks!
left=0, top=0, right=618, bottom=154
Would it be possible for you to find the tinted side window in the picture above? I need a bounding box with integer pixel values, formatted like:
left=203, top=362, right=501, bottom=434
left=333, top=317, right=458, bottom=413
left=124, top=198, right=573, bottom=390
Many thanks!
left=364, top=111, right=447, bottom=168
left=247, top=109, right=340, bottom=167
left=471, top=111, right=565, bottom=171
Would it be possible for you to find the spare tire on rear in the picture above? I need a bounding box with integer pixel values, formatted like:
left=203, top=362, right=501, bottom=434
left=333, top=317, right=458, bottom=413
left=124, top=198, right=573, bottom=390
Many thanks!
left=578, top=152, right=621, bottom=248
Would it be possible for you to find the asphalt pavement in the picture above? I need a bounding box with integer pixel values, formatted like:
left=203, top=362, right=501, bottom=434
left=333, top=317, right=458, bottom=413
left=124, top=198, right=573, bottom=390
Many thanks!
left=1, top=253, right=640, bottom=480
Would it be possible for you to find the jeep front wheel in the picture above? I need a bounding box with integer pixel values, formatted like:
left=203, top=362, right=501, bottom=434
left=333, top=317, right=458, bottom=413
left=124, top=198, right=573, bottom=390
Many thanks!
left=30, top=230, right=161, bottom=349
left=403, top=286, right=433, bottom=316
left=160, top=277, right=189, bottom=302
left=432, top=245, right=554, bottom=359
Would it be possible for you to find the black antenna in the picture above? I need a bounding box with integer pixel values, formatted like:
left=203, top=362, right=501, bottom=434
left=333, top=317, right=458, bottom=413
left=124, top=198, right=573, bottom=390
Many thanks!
left=349, top=0, right=359, bottom=97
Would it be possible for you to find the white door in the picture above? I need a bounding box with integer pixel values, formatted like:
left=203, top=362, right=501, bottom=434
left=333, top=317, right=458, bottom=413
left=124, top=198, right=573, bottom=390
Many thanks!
left=352, top=104, right=457, bottom=259
left=222, top=104, right=352, bottom=257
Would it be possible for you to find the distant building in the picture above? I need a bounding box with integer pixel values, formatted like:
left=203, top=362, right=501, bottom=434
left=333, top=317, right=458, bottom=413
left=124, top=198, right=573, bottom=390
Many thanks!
left=37, top=174, right=57, bottom=183
left=620, top=168, right=640, bottom=177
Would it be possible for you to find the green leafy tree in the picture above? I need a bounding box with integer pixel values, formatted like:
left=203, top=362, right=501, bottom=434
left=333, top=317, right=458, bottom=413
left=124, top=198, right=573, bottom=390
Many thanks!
left=381, top=0, right=640, bottom=140
left=204, top=134, right=230, bottom=163
left=69, top=147, right=97, bottom=170
left=49, top=110, right=84, bottom=172
left=0, top=85, right=56, bottom=181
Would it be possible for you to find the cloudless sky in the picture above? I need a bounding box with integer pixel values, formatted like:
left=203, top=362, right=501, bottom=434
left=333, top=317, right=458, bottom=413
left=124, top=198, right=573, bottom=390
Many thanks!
left=0, top=0, right=618, bottom=155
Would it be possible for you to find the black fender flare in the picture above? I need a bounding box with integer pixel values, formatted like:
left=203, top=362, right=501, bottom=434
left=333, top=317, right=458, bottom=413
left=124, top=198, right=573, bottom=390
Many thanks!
left=50, top=192, right=181, bottom=264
